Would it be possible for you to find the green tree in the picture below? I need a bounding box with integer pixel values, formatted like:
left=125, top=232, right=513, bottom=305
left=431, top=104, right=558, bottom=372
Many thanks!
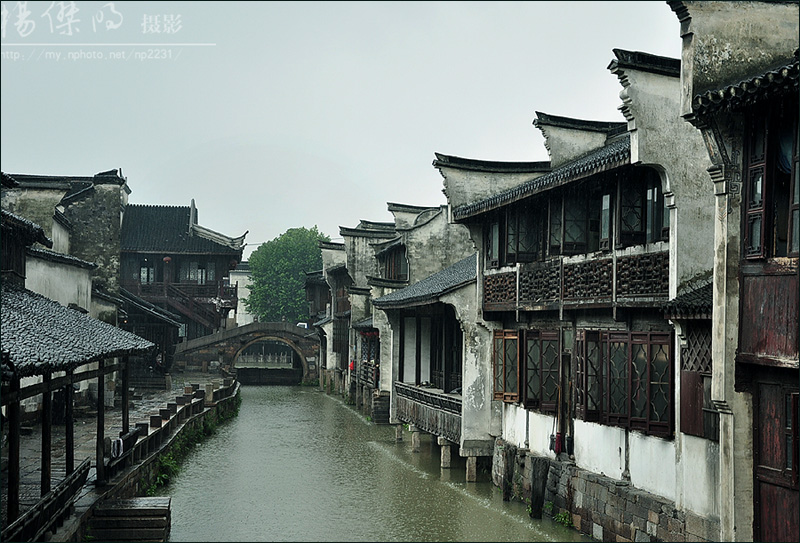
left=245, top=226, right=330, bottom=323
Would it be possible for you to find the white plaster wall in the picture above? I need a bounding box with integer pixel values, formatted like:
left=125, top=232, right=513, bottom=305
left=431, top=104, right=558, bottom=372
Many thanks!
left=229, top=268, right=254, bottom=325
left=25, top=257, right=92, bottom=311
left=536, top=125, right=610, bottom=169
left=629, top=432, right=676, bottom=501
left=573, top=420, right=626, bottom=480
left=404, top=211, right=473, bottom=284
left=528, top=410, right=558, bottom=458
left=402, top=317, right=416, bottom=382
left=51, top=220, right=70, bottom=254
left=612, top=63, right=714, bottom=294
left=680, top=433, right=720, bottom=518
left=436, top=167, right=548, bottom=210
left=419, top=317, right=431, bottom=383
left=499, top=403, right=556, bottom=457
left=320, top=321, right=336, bottom=371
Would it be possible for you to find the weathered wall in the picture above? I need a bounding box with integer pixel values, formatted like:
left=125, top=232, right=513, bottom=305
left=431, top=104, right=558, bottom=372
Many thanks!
left=65, top=184, right=124, bottom=296
left=402, top=209, right=473, bottom=284
left=674, top=1, right=799, bottom=110
left=536, top=125, right=610, bottom=169
left=437, top=168, right=548, bottom=211
left=611, top=59, right=715, bottom=296
left=442, top=283, right=494, bottom=457
left=25, top=256, right=92, bottom=311
left=0, top=189, right=65, bottom=242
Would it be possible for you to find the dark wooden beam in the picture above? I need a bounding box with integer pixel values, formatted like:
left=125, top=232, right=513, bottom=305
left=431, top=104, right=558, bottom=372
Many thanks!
left=122, top=356, right=130, bottom=435
left=41, top=371, right=52, bottom=496
left=95, top=359, right=106, bottom=486
left=65, top=369, right=74, bottom=475
left=7, top=376, right=21, bottom=523
left=1, top=362, right=121, bottom=406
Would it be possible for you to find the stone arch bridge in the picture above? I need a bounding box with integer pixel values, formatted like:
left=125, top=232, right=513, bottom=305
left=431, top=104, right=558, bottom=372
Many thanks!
left=173, top=322, right=320, bottom=385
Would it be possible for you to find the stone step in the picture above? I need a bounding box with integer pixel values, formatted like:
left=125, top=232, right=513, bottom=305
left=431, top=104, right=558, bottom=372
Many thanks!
left=89, top=515, right=169, bottom=529
left=93, top=496, right=171, bottom=517
left=86, top=526, right=169, bottom=541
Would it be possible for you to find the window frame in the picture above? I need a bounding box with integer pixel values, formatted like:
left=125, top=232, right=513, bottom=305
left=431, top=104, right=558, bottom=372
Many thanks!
left=743, top=99, right=799, bottom=259
left=492, top=329, right=520, bottom=402
left=522, top=329, right=560, bottom=413
left=383, top=245, right=409, bottom=281
left=575, top=329, right=674, bottom=438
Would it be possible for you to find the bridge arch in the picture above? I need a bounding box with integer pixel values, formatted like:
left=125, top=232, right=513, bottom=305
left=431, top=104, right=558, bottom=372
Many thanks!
left=234, top=336, right=308, bottom=374
left=173, top=321, right=320, bottom=384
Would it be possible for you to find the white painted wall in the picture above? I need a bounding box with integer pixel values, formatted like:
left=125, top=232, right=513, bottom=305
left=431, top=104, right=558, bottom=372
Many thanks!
left=679, top=433, right=720, bottom=518
left=229, top=266, right=254, bottom=325
left=419, top=317, right=431, bottom=383
left=574, top=420, right=626, bottom=480
left=629, top=431, right=676, bottom=501
left=402, top=317, right=416, bottom=382
left=25, top=256, right=92, bottom=311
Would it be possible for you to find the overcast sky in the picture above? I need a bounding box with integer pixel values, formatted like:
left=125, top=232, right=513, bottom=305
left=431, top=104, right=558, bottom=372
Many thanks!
left=1, top=1, right=682, bottom=260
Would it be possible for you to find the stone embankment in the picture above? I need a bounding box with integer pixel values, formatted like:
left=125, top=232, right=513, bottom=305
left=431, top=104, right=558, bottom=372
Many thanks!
left=492, top=438, right=719, bottom=543
left=2, top=372, right=240, bottom=542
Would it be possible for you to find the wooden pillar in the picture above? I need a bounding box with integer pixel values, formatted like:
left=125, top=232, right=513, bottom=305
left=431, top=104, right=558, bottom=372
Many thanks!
left=95, top=359, right=106, bottom=486
left=41, top=371, right=52, bottom=496
left=122, top=356, right=130, bottom=435
left=65, top=370, right=74, bottom=475
left=8, top=375, right=21, bottom=522
left=411, top=425, right=420, bottom=453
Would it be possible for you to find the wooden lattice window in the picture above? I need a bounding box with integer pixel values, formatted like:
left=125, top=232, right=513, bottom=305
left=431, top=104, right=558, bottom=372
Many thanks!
left=493, top=330, right=519, bottom=402
left=574, top=330, right=674, bottom=438
left=680, top=322, right=718, bottom=440
left=744, top=98, right=799, bottom=258
left=575, top=330, right=602, bottom=422
left=523, top=330, right=560, bottom=413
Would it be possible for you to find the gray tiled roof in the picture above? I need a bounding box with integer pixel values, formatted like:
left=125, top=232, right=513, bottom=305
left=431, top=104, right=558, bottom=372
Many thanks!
left=373, top=254, right=477, bottom=309
left=1, top=209, right=53, bottom=248
left=692, top=51, right=798, bottom=116
left=27, top=246, right=96, bottom=269
left=121, top=204, right=241, bottom=255
left=2, top=282, right=154, bottom=378
left=663, top=282, right=713, bottom=319
left=452, top=134, right=630, bottom=221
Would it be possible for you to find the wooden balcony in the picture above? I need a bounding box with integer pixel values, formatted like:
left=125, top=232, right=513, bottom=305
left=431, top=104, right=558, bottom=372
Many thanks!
left=394, top=382, right=461, bottom=444
left=483, top=250, right=669, bottom=312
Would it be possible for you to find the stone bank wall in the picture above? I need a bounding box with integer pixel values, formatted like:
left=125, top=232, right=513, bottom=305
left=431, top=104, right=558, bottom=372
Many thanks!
left=492, top=438, right=720, bottom=543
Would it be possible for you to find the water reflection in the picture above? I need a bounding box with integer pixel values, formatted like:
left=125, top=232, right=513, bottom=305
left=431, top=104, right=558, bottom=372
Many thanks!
left=164, top=386, right=590, bottom=542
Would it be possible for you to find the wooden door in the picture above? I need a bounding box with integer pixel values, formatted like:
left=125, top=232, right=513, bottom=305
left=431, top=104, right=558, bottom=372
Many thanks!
left=754, top=370, right=799, bottom=542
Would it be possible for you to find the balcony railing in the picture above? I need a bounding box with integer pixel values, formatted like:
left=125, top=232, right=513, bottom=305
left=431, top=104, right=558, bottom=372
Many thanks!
left=123, top=281, right=237, bottom=302
left=483, top=250, right=669, bottom=312
left=394, top=382, right=461, bottom=444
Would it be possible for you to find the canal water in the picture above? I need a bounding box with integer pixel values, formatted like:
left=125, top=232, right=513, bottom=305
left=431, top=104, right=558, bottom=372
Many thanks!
left=163, top=386, right=591, bottom=542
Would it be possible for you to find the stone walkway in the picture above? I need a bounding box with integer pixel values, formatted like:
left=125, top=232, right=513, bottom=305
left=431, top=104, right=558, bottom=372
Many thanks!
left=1, top=370, right=220, bottom=531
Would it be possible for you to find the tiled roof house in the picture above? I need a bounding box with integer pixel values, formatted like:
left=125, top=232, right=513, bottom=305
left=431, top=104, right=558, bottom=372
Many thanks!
left=120, top=199, right=247, bottom=341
